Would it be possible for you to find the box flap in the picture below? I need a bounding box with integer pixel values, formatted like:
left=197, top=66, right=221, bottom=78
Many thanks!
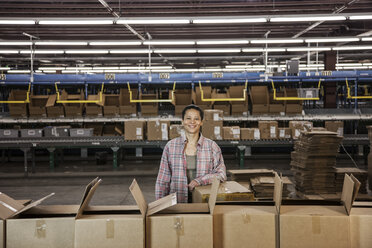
left=45, top=94, right=57, bottom=107
left=11, top=193, right=55, bottom=218
left=76, top=177, right=102, bottom=219
left=0, top=192, right=24, bottom=220
left=350, top=174, right=361, bottom=206
left=147, top=193, right=177, bottom=216
left=129, top=179, right=148, bottom=217
left=208, top=176, right=220, bottom=215
left=273, top=172, right=283, bottom=214
left=341, top=174, right=355, bottom=215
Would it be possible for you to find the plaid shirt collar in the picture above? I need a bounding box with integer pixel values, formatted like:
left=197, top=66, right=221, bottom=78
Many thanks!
left=181, top=132, right=205, bottom=147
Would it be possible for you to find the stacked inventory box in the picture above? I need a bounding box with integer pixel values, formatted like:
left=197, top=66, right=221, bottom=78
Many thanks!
left=85, top=94, right=103, bottom=117
left=169, top=124, right=184, bottom=139
left=284, top=88, right=302, bottom=114
left=250, top=176, right=292, bottom=199
left=139, top=92, right=158, bottom=116
left=119, top=88, right=137, bottom=116
left=250, top=86, right=269, bottom=115
left=335, top=167, right=368, bottom=194
left=212, top=89, right=231, bottom=116
left=229, top=85, right=248, bottom=116
left=147, top=120, right=169, bottom=141
left=28, top=94, right=48, bottom=117
left=240, top=128, right=260, bottom=140
left=173, top=89, right=192, bottom=116
left=46, top=94, right=65, bottom=117
left=269, top=91, right=285, bottom=114
left=289, top=121, right=313, bottom=139
left=124, top=120, right=145, bottom=141
left=192, top=85, right=212, bottom=111
left=258, top=121, right=278, bottom=139
left=7, top=89, right=28, bottom=117
left=223, top=126, right=240, bottom=140
left=60, top=90, right=84, bottom=117
left=202, top=109, right=223, bottom=140
left=102, top=94, right=120, bottom=117
left=290, top=130, right=343, bottom=194
left=278, top=127, right=291, bottom=139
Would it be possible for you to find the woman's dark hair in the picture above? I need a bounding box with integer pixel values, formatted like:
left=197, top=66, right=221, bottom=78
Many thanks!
left=182, top=104, right=204, bottom=120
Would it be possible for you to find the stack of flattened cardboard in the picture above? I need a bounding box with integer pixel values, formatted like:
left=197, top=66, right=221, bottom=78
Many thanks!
left=367, top=125, right=372, bottom=191
left=202, top=109, right=223, bottom=140
left=289, top=121, right=313, bottom=139
left=335, top=167, right=368, bottom=194
left=291, top=131, right=343, bottom=194
left=325, top=121, right=344, bottom=136
left=251, top=176, right=276, bottom=198
left=229, top=169, right=275, bottom=182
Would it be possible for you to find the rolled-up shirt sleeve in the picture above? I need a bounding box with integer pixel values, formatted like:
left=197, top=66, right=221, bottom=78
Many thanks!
left=155, top=144, right=172, bottom=199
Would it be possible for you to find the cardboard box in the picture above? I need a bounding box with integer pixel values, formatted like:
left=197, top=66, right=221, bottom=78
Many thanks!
left=74, top=178, right=145, bottom=248
left=269, top=92, right=285, bottom=114
left=20, top=129, right=43, bottom=138
left=0, top=129, right=18, bottom=138
left=125, top=120, right=145, bottom=140
left=285, top=88, right=303, bottom=114
left=119, top=88, right=137, bottom=116
left=280, top=174, right=359, bottom=248
left=278, top=128, right=291, bottom=139
left=193, top=181, right=254, bottom=203
left=229, top=85, right=248, bottom=116
left=240, top=128, right=260, bottom=140
left=325, top=121, right=344, bottom=136
left=147, top=120, right=169, bottom=141
left=43, top=126, right=70, bottom=137
left=0, top=219, right=3, bottom=248
left=289, top=121, right=313, bottom=139
left=250, top=86, right=269, bottom=115
left=102, top=124, right=123, bottom=136
left=46, top=94, right=65, bottom=118
left=258, top=121, right=278, bottom=139
left=204, top=109, right=223, bottom=121
left=212, top=89, right=231, bottom=116
left=169, top=124, right=184, bottom=139
left=85, top=94, right=103, bottom=117
left=213, top=173, right=282, bottom=248
left=69, top=128, right=93, bottom=137
left=173, top=89, right=192, bottom=116
left=7, top=89, right=28, bottom=117
left=140, top=93, right=158, bottom=116
left=192, top=86, right=212, bottom=110
left=223, top=126, right=240, bottom=140
left=28, top=94, right=48, bottom=117
left=129, top=177, right=220, bottom=248
left=202, top=120, right=223, bottom=140
left=102, top=94, right=120, bottom=117
left=84, top=123, right=103, bottom=136
left=60, top=90, right=84, bottom=117
left=350, top=202, right=372, bottom=248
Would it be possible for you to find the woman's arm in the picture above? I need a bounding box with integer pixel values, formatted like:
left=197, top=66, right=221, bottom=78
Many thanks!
left=155, top=144, right=172, bottom=199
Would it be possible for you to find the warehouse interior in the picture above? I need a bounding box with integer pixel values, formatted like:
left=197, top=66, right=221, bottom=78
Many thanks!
left=1, top=1, right=372, bottom=247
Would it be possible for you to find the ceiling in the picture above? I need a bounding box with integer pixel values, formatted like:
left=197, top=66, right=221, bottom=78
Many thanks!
left=1, top=0, right=372, bottom=71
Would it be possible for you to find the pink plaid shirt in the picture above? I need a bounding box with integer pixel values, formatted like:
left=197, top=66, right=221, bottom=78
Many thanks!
left=155, top=133, right=227, bottom=203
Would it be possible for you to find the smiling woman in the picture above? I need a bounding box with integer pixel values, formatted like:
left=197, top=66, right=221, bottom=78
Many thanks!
left=155, top=104, right=227, bottom=203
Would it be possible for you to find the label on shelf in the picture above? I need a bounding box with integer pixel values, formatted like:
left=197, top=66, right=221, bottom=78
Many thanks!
left=161, top=123, right=168, bottom=140
left=213, top=113, right=220, bottom=121
left=136, top=128, right=142, bottom=136
left=270, top=126, right=276, bottom=138
left=254, top=129, right=260, bottom=140
left=279, top=129, right=285, bottom=138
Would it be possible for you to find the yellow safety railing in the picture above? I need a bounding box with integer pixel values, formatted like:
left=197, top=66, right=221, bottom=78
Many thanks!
left=271, top=79, right=322, bottom=101
left=55, top=82, right=104, bottom=104
left=0, top=83, right=31, bottom=103
left=199, top=80, right=248, bottom=102
left=345, top=78, right=372, bottom=99
left=127, top=81, right=176, bottom=103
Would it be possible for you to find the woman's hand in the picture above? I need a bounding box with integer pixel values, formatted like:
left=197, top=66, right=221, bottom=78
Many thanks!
left=188, top=180, right=199, bottom=191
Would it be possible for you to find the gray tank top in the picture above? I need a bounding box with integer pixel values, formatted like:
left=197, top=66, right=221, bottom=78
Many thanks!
left=186, top=155, right=197, bottom=183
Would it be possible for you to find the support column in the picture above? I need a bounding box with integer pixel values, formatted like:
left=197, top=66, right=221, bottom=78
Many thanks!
left=323, top=51, right=337, bottom=108
left=112, top=147, right=120, bottom=170
left=136, top=147, right=143, bottom=157
left=237, top=146, right=246, bottom=168
left=47, top=148, right=56, bottom=171
left=21, top=148, right=30, bottom=177
left=31, top=148, right=35, bottom=173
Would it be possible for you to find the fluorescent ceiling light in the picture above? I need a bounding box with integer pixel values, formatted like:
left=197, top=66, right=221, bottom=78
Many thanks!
left=0, top=41, right=32, bottom=45
left=251, top=39, right=303, bottom=44
left=199, top=68, right=223, bottom=72
left=174, top=69, right=198, bottom=72
left=145, top=66, right=173, bottom=69
left=151, top=69, right=175, bottom=72
left=196, top=40, right=249, bottom=45
left=305, top=38, right=360, bottom=43
left=42, top=70, right=57, bottom=73
left=0, top=67, right=11, bottom=70
left=242, top=48, right=264, bottom=52
left=117, top=19, right=189, bottom=24
left=36, top=41, right=88, bottom=45
left=336, top=63, right=362, bottom=66
left=20, top=50, right=64, bottom=54
left=337, top=66, right=368, bottom=69
left=62, top=70, right=80, bottom=74
left=0, top=20, right=35, bottom=25
left=8, top=70, right=31, bottom=73
left=92, top=67, right=119, bottom=70
left=193, top=18, right=266, bottom=24
left=287, top=47, right=331, bottom=51
left=103, top=70, right=127, bottom=73
left=349, top=15, right=372, bottom=20
left=0, top=50, right=19, bottom=54
left=361, top=37, right=372, bottom=41
left=266, top=48, right=286, bottom=52
left=39, top=67, right=65, bottom=70
left=65, top=67, right=92, bottom=70
left=65, top=49, right=108, bottom=54
left=90, top=41, right=142, bottom=46
left=39, top=20, right=113, bottom=25
left=271, top=16, right=346, bottom=22
left=333, top=46, right=372, bottom=50
left=153, top=49, right=196, bottom=53
left=222, top=68, right=246, bottom=72
left=110, top=49, right=150, bottom=54
left=198, top=48, right=241, bottom=53
left=144, top=40, right=195, bottom=45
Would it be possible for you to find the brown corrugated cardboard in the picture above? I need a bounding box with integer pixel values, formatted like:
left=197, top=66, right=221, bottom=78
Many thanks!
left=289, top=121, right=313, bottom=139
left=350, top=202, right=372, bottom=248
left=102, top=124, right=123, bottom=136
left=258, top=121, right=278, bottom=139
left=84, top=123, right=103, bottom=136
left=213, top=173, right=283, bottom=248
left=147, top=120, right=170, bottom=141
left=173, top=89, right=192, bottom=116
left=7, top=89, right=28, bottom=117
left=102, top=94, right=120, bottom=117
left=46, top=94, right=65, bottom=117
left=269, top=92, right=286, bottom=114
left=119, top=88, right=137, bottom=116
left=0, top=220, right=3, bottom=248
left=278, top=128, right=291, bottom=139
left=285, top=88, right=303, bottom=114
left=280, top=174, right=359, bottom=248
left=229, top=85, right=248, bottom=116
left=193, top=181, right=254, bottom=203
left=212, top=89, right=231, bottom=116
left=74, top=178, right=145, bottom=248
left=61, top=90, right=84, bottom=117
left=202, top=120, right=223, bottom=140
left=169, top=125, right=184, bottom=139
left=325, top=121, right=344, bottom=136
left=28, top=94, right=48, bottom=117
left=240, top=128, right=260, bottom=140
left=250, top=86, right=269, bottom=114
left=204, top=109, right=223, bottom=121
left=140, top=93, right=158, bottom=116
left=223, top=126, right=240, bottom=140
left=124, top=120, right=145, bottom=140
left=85, top=94, right=103, bottom=117
left=192, top=86, right=212, bottom=110
left=130, top=177, right=219, bottom=248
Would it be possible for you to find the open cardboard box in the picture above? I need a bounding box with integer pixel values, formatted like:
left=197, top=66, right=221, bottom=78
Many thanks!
left=85, top=94, right=103, bottom=117
left=130, top=177, right=220, bottom=248
left=119, top=88, right=137, bottom=116
left=46, top=94, right=65, bottom=117
left=28, top=94, right=49, bottom=117
left=250, top=86, right=269, bottom=115
left=102, top=94, right=120, bottom=117
left=173, top=89, right=192, bottom=116
left=229, top=85, right=248, bottom=116
left=280, top=174, right=360, bottom=248
left=213, top=172, right=283, bottom=248
left=74, top=177, right=145, bottom=248
left=7, top=90, right=28, bottom=117
left=60, top=90, right=85, bottom=117
left=350, top=200, right=372, bottom=247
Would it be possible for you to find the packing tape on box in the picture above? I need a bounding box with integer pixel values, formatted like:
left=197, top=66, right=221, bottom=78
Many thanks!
left=311, top=215, right=321, bottom=234
left=173, top=216, right=184, bottom=236
left=35, top=220, right=46, bottom=238
left=242, top=212, right=251, bottom=224
left=106, top=219, right=114, bottom=239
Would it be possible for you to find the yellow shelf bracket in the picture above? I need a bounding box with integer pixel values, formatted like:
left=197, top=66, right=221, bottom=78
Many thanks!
left=199, top=80, right=248, bottom=102
left=55, top=82, right=104, bottom=104
left=346, top=78, right=372, bottom=99
left=0, top=83, right=31, bottom=103
left=128, top=81, right=176, bottom=103
left=271, top=79, right=322, bottom=101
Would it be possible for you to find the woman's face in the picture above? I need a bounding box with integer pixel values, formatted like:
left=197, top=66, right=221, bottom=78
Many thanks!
left=182, top=109, right=203, bottom=135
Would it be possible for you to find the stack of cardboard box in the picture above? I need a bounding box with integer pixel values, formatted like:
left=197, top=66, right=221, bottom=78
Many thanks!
left=269, top=91, right=285, bottom=115
left=28, top=94, right=49, bottom=117
left=119, top=88, right=137, bottom=116
left=46, top=94, right=65, bottom=117
left=284, top=88, right=303, bottom=114
left=290, top=130, right=343, bottom=194
left=102, top=94, right=120, bottom=117
left=250, top=86, right=269, bottom=115
left=173, top=89, right=192, bottom=116
left=223, top=126, right=240, bottom=140
left=325, top=121, right=344, bottom=136
left=169, top=124, right=184, bottom=139
left=202, top=109, right=223, bottom=140
left=258, top=121, right=278, bottom=139
left=60, top=90, right=84, bottom=117
left=192, top=85, right=212, bottom=111
left=289, top=121, right=313, bottom=139
left=240, top=128, right=260, bottom=140
left=278, top=127, right=291, bottom=139
left=147, top=120, right=169, bottom=141
left=212, top=89, right=230, bottom=116
left=139, top=92, right=158, bottom=116
left=124, top=120, right=145, bottom=141
left=7, top=89, right=28, bottom=117
left=229, top=85, right=248, bottom=116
